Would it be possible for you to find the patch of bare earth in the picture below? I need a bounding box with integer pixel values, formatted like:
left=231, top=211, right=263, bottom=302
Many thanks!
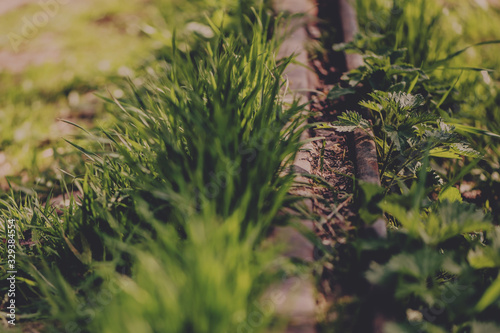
left=304, top=0, right=362, bottom=323
left=305, top=49, right=357, bottom=326
left=309, top=96, right=355, bottom=244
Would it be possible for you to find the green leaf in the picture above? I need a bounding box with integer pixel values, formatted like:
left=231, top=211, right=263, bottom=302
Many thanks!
left=359, top=99, right=382, bottom=112
left=468, top=228, right=500, bottom=269
left=468, top=249, right=498, bottom=269
left=430, top=144, right=482, bottom=159
left=366, top=248, right=445, bottom=304
left=388, top=82, right=406, bottom=92
left=432, top=40, right=500, bottom=66
left=407, top=73, right=420, bottom=94
left=423, top=201, right=492, bottom=245
left=475, top=274, right=500, bottom=312
left=382, top=200, right=491, bottom=245
left=435, top=71, right=461, bottom=110
left=429, top=147, right=461, bottom=159
left=389, top=64, right=421, bottom=73
left=388, top=91, right=425, bottom=111
left=330, top=111, right=370, bottom=132
left=451, top=123, right=500, bottom=139
left=357, top=181, right=385, bottom=224
left=469, top=321, right=500, bottom=333
left=438, top=187, right=462, bottom=203
left=450, top=143, right=482, bottom=158
left=327, top=85, right=356, bottom=100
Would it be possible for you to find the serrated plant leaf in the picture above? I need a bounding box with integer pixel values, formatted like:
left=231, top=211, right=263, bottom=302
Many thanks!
left=366, top=248, right=445, bottom=305
left=381, top=200, right=491, bottom=246
left=327, top=85, right=356, bottom=100
left=331, top=111, right=370, bottom=132
left=388, top=91, right=425, bottom=111
left=359, top=99, right=383, bottom=112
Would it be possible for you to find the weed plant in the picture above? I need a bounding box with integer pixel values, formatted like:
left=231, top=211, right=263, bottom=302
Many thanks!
left=322, top=0, right=500, bottom=331
left=349, top=0, right=500, bottom=218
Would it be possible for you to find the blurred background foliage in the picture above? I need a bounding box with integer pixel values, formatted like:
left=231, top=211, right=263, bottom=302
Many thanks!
left=0, top=0, right=265, bottom=192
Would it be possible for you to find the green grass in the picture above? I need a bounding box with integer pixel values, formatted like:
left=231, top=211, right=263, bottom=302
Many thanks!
left=1, top=5, right=309, bottom=332
left=0, top=0, right=256, bottom=186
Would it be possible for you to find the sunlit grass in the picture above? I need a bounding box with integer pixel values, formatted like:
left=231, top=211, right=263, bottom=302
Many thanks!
left=1, top=5, right=308, bottom=332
